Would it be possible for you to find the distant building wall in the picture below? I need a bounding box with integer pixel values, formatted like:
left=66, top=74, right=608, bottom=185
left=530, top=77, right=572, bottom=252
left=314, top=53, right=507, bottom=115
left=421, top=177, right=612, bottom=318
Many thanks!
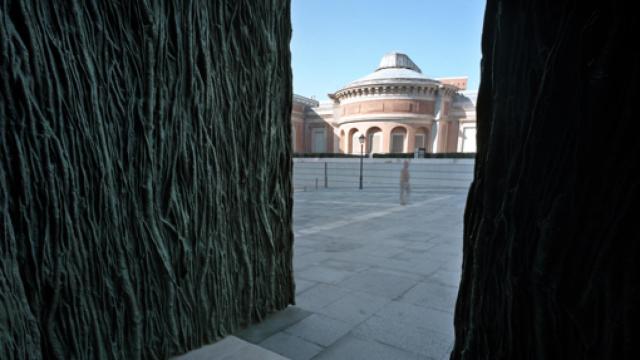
left=437, top=76, right=469, bottom=90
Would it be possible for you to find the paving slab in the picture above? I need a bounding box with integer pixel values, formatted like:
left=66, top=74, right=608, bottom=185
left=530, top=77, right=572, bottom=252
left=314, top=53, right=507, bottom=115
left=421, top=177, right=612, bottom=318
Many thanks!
left=313, top=334, right=421, bottom=360
left=352, top=315, right=452, bottom=359
left=296, top=265, right=356, bottom=284
left=428, top=268, right=463, bottom=288
left=294, top=279, right=317, bottom=295
left=375, top=301, right=454, bottom=336
left=316, top=290, right=390, bottom=325
left=283, top=314, right=352, bottom=347
left=321, top=258, right=371, bottom=273
left=294, top=283, right=352, bottom=312
left=173, top=336, right=288, bottom=360
left=336, top=269, right=419, bottom=299
left=235, top=307, right=312, bottom=344
left=259, top=332, right=323, bottom=360
left=398, top=281, right=459, bottom=314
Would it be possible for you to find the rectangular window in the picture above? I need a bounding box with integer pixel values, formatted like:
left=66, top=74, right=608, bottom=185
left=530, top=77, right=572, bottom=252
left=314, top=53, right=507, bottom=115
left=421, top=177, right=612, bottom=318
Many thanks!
left=391, top=134, right=405, bottom=153
left=414, top=134, right=425, bottom=150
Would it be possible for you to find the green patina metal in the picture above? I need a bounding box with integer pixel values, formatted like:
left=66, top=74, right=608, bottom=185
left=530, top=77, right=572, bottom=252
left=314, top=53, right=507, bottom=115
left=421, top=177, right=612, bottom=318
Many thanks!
left=0, top=1, right=294, bottom=358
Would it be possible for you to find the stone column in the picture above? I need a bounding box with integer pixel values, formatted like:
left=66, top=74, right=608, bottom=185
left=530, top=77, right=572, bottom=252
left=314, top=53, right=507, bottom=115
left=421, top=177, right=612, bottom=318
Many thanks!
left=433, top=119, right=447, bottom=153
left=326, top=124, right=333, bottom=153
left=382, top=126, right=393, bottom=153
left=424, top=120, right=437, bottom=153
left=447, top=120, right=460, bottom=152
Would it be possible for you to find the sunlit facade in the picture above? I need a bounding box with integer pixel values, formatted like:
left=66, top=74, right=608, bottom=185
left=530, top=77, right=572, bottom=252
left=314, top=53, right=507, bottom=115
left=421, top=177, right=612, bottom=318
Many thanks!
left=292, top=52, right=477, bottom=154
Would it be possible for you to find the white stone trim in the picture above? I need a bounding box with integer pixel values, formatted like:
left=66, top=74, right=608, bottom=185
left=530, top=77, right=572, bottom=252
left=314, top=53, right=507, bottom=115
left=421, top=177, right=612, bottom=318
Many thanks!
left=333, top=82, right=440, bottom=102
left=338, top=93, right=436, bottom=105
left=337, top=115, right=433, bottom=126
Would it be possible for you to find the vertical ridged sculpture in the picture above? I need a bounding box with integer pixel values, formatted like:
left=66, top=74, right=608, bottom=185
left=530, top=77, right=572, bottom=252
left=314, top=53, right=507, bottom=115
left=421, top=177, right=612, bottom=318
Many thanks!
left=0, top=1, right=294, bottom=358
left=452, top=1, right=639, bottom=358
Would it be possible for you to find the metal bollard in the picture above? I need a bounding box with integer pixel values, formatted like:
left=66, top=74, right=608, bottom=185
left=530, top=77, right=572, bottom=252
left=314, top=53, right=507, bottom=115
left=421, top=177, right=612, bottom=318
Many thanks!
left=324, top=162, right=328, bottom=188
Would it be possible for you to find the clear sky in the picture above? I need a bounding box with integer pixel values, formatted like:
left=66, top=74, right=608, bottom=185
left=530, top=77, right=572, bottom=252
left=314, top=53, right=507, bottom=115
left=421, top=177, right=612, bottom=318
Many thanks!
left=291, top=0, right=486, bottom=101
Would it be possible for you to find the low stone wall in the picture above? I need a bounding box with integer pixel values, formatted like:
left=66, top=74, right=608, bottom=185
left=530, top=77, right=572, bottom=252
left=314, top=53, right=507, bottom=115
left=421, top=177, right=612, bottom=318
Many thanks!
left=293, top=158, right=475, bottom=191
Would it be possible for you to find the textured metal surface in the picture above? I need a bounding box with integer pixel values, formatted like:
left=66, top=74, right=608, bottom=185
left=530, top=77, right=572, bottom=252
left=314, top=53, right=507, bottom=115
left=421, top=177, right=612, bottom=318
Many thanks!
left=0, top=1, right=294, bottom=358
left=376, top=52, right=422, bottom=73
left=452, top=0, right=639, bottom=358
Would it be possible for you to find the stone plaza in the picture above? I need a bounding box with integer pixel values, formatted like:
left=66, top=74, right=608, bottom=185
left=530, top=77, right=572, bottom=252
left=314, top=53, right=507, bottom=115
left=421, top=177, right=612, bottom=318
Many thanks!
left=175, top=159, right=470, bottom=359
left=238, top=186, right=465, bottom=360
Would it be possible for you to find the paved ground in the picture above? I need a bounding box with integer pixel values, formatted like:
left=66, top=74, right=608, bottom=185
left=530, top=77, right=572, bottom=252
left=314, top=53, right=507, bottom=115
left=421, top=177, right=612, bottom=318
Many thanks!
left=236, top=187, right=467, bottom=360
left=174, top=336, right=287, bottom=360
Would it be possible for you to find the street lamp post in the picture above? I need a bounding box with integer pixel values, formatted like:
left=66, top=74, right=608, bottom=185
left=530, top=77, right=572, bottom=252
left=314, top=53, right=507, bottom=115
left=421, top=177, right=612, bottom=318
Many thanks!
left=359, top=134, right=365, bottom=190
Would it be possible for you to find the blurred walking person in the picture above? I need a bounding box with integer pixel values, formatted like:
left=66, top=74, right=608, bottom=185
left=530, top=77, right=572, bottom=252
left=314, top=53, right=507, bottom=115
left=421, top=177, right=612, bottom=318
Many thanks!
left=400, top=160, right=410, bottom=205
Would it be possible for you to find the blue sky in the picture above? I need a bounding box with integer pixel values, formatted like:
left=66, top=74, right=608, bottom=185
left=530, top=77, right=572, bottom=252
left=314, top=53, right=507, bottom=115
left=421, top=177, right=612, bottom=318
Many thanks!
left=291, top=0, right=486, bottom=100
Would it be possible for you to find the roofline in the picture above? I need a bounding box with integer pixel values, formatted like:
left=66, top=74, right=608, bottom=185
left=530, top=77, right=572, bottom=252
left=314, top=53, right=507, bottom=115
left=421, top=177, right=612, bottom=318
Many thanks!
left=293, top=94, right=319, bottom=107
left=340, top=77, right=441, bottom=91
left=435, top=76, right=469, bottom=80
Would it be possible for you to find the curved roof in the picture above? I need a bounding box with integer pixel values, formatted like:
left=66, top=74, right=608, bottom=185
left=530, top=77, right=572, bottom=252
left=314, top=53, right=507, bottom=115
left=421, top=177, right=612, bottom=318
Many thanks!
left=376, top=52, right=422, bottom=72
left=344, top=52, right=438, bottom=88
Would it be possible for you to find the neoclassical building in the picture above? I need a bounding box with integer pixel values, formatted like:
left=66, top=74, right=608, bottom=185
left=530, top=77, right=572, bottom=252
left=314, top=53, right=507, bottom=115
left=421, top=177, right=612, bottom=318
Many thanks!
left=292, top=52, right=477, bottom=154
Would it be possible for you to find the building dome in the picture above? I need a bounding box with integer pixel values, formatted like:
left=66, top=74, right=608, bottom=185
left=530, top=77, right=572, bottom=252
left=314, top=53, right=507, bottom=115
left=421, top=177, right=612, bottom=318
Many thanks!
left=376, top=51, right=422, bottom=72
left=293, top=52, right=474, bottom=156
left=345, top=52, right=437, bottom=87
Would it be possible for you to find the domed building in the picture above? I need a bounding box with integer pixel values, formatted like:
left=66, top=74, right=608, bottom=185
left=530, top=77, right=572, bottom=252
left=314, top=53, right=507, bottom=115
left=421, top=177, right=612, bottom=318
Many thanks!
left=292, top=52, right=476, bottom=154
